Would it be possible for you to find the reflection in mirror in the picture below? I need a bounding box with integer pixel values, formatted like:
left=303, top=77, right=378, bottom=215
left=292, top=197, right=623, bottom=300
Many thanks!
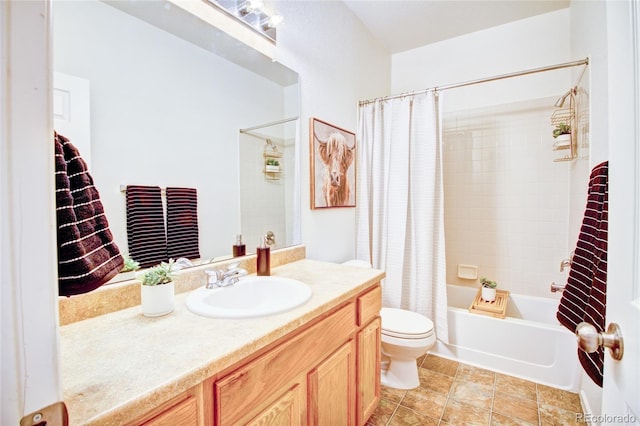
left=53, top=0, right=300, bottom=284
left=239, top=118, right=300, bottom=252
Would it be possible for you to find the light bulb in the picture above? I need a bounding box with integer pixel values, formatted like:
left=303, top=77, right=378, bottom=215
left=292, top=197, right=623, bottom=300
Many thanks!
left=261, top=14, right=283, bottom=30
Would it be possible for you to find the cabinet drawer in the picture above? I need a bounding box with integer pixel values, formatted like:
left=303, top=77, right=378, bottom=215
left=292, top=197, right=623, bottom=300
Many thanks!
left=128, top=385, right=202, bottom=426
left=216, top=302, right=356, bottom=425
left=357, top=285, right=381, bottom=326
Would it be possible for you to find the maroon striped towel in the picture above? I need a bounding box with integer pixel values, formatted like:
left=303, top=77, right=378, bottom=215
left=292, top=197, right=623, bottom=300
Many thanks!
left=55, top=132, right=123, bottom=296
left=126, top=185, right=167, bottom=268
left=166, top=187, right=200, bottom=260
left=557, top=161, right=608, bottom=387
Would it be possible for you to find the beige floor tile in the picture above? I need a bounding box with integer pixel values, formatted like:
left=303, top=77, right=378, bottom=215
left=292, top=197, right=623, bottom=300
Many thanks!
left=539, top=403, right=584, bottom=426
left=493, top=392, right=539, bottom=424
left=449, top=380, right=494, bottom=410
left=370, top=359, right=587, bottom=426
left=495, top=373, right=537, bottom=401
left=418, top=367, right=455, bottom=395
left=537, top=384, right=582, bottom=413
left=400, top=386, right=448, bottom=419
left=381, top=385, right=407, bottom=403
left=422, top=354, right=460, bottom=377
left=416, top=353, right=427, bottom=367
left=366, top=397, right=398, bottom=426
left=442, top=399, right=491, bottom=426
left=388, top=406, right=439, bottom=426
left=455, top=363, right=496, bottom=388
left=490, top=412, right=537, bottom=426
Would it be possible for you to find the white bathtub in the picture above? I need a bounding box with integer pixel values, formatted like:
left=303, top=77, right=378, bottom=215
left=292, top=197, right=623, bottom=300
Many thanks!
left=432, top=284, right=581, bottom=391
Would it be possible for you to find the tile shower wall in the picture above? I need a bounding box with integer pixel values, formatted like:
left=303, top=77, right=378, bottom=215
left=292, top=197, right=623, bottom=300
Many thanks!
left=443, top=97, right=587, bottom=298
left=239, top=133, right=291, bottom=253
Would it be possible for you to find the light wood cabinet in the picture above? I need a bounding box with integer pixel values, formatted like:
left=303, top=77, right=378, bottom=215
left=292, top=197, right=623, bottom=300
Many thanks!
left=127, top=384, right=205, bottom=426
left=244, top=382, right=305, bottom=426
left=308, top=340, right=356, bottom=425
left=131, top=283, right=381, bottom=426
left=357, top=317, right=381, bottom=424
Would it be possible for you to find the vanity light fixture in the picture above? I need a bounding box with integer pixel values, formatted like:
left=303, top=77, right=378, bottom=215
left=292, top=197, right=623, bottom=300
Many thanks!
left=205, top=0, right=283, bottom=42
left=261, top=14, right=283, bottom=31
left=238, top=0, right=264, bottom=16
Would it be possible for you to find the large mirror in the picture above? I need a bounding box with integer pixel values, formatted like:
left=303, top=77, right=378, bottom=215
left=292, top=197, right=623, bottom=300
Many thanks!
left=53, top=0, right=300, bottom=282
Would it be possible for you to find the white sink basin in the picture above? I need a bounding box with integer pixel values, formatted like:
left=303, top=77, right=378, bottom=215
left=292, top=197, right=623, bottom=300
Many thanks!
left=185, top=276, right=312, bottom=319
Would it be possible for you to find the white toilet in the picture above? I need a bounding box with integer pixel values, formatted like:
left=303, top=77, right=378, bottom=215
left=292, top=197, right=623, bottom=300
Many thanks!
left=342, top=260, right=436, bottom=390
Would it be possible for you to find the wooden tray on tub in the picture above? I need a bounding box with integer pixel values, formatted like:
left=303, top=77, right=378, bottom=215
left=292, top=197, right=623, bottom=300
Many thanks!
left=469, top=289, right=510, bottom=319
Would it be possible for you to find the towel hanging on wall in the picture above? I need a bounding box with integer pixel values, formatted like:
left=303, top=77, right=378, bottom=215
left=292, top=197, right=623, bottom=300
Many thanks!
left=55, top=132, right=124, bottom=296
left=166, top=187, right=200, bottom=260
left=556, top=161, right=608, bottom=387
left=125, top=185, right=168, bottom=268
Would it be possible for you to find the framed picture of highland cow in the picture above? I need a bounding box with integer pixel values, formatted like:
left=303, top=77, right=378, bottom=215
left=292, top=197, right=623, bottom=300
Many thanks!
left=310, top=117, right=356, bottom=209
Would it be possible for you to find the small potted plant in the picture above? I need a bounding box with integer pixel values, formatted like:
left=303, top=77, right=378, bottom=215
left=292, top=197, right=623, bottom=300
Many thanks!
left=552, top=122, right=571, bottom=147
left=138, top=259, right=176, bottom=317
left=265, top=158, right=280, bottom=172
left=480, top=277, right=498, bottom=302
left=119, top=256, right=140, bottom=281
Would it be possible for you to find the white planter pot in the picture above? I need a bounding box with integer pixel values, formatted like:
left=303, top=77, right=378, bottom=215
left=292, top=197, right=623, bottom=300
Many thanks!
left=481, top=287, right=497, bottom=302
left=553, top=133, right=571, bottom=148
left=141, top=282, right=175, bottom=317
left=265, top=165, right=280, bottom=172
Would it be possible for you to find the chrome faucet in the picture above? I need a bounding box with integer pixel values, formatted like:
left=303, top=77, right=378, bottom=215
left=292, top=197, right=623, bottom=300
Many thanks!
left=560, top=258, right=572, bottom=272
left=205, top=263, right=248, bottom=289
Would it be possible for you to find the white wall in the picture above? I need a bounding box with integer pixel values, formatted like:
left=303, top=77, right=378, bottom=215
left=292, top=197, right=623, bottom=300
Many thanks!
left=392, top=9, right=573, bottom=109
left=274, top=0, right=391, bottom=262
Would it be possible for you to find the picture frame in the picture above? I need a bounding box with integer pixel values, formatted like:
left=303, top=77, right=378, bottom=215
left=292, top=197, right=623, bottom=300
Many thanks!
left=309, top=117, right=356, bottom=209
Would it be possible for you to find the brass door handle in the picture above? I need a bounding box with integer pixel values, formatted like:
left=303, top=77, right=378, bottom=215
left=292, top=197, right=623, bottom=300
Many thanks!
left=575, top=322, right=624, bottom=360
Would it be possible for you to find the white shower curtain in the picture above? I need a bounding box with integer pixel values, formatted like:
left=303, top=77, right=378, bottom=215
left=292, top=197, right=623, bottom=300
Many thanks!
left=356, top=91, right=448, bottom=343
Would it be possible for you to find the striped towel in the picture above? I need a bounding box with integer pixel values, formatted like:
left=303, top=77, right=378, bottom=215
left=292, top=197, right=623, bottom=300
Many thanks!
left=126, top=185, right=167, bottom=268
left=55, top=132, right=123, bottom=296
left=557, top=161, right=608, bottom=387
left=166, top=187, right=200, bottom=260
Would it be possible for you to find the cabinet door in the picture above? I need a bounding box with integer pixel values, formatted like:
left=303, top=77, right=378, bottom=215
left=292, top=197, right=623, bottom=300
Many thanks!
left=357, top=317, right=381, bottom=425
left=308, top=340, right=356, bottom=426
left=244, top=383, right=304, bottom=426
left=216, top=303, right=355, bottom=425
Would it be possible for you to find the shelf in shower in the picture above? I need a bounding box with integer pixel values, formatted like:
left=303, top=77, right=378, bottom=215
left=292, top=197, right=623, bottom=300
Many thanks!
left=469, top=289, right=510, bottom=319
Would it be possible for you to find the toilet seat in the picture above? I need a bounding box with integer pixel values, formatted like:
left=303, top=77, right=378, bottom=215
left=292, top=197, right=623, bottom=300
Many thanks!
left=381, top=307, right=434, bottom=339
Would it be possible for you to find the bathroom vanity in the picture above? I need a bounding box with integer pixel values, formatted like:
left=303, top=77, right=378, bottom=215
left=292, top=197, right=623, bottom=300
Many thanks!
left=59, top=253, right=384, bottom=425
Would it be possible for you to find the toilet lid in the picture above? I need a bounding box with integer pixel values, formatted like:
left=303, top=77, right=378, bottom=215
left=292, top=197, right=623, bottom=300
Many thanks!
left=380, top=307, right=434, bottom=339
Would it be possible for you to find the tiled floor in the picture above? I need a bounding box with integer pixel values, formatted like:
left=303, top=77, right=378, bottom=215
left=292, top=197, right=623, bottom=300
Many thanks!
left=367, top=354, right=584, bottom=426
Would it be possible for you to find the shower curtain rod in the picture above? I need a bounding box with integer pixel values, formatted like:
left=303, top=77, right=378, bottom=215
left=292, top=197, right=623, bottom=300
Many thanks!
left=358, top=57, right=589, bottom=106
left=239, top=116, right=299, bottom=133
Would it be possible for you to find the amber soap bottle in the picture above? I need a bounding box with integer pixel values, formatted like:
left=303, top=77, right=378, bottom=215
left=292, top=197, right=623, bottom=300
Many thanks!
left=256, top=237, right=270, bottom=276
left=233, top=234, right=246, bottom=257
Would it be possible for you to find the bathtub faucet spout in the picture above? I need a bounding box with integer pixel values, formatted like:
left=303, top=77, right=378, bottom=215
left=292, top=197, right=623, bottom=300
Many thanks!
left=550, top=282, right=566, bottom=293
